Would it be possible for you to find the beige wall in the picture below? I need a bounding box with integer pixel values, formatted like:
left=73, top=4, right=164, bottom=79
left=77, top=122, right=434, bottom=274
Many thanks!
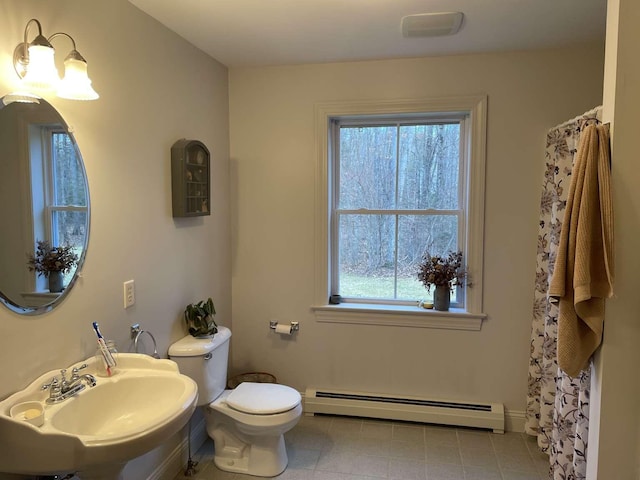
left=588, top=0, right=640, bottom=478
left=228, top=46, right=604, bottom=418
left=0, top=0, right=230, bottom=477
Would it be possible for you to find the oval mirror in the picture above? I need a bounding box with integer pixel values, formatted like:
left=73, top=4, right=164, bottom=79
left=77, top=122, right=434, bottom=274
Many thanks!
left=0, top=95, right=90, bottom=315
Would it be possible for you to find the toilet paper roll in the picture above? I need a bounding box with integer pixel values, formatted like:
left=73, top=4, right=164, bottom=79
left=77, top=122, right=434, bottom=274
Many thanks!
left=275, top=323, right=292, bottom=335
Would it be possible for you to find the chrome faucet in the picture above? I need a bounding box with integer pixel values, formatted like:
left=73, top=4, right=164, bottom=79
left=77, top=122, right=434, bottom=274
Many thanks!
left=42, top=364, right=97, bottom=404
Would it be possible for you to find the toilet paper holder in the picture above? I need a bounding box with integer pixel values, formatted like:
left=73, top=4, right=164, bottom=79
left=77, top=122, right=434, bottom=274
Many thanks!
left=269, top=321, right=299, bottom=334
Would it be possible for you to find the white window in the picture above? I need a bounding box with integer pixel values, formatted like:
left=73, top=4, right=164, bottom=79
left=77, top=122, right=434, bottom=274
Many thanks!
left=47, top=130, right=88, bottom=247
left=314, top=97, right=487, bottom=329
left=29, top=126, right=88, bottom=290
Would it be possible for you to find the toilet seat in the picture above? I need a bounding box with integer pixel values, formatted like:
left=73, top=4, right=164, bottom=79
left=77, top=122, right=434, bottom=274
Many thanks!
left=209, top=388, right=302, bottom=431
left=226, top=382, right=301, bottom=415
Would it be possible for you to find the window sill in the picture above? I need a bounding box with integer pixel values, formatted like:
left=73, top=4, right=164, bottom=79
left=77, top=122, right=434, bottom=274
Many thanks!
left=311, top=304, right=486, bottom=331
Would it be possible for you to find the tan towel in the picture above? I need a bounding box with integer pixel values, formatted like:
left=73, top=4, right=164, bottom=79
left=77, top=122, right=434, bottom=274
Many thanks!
left=548, top=124, right=614, bottom=377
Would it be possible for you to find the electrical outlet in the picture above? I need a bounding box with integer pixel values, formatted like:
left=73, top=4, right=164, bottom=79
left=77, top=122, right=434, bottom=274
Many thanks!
left=123, top=280, right=135, bottom=308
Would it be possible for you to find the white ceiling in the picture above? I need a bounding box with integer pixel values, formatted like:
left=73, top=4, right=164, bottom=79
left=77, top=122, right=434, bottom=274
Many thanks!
left=128, top=0, right=606, bottom=68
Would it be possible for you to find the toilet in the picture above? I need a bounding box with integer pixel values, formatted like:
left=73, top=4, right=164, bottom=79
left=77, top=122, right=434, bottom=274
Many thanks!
left=168, top=326, right=302, bottom=477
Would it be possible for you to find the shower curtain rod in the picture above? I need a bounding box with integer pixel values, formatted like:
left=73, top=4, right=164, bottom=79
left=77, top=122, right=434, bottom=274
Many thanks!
left=551, top=106, right=603, bottom=130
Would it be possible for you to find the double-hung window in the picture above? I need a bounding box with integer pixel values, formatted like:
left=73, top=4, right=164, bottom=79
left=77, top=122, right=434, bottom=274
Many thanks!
left=314, top=97, right=487, bottom=327
left=332, top=116, right=466, bottom=306
left=44, top=129, right=88, bottom=248
left=30, top=126, right=88, bottom=289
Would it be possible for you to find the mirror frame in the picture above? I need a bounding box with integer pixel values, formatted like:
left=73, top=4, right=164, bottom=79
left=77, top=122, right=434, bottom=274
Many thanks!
left=0, top=95, right=91, bottom=315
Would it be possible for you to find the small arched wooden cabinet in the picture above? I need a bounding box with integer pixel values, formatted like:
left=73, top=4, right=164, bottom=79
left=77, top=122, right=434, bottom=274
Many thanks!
left=171, top=139, right=210, bottom=217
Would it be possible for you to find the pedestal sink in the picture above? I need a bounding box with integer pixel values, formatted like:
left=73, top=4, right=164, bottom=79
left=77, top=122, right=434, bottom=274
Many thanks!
left=0, top=354, right=198, bottom=479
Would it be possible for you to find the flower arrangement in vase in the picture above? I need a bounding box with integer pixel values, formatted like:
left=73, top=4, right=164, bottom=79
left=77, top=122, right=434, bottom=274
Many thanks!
left=416, top=251, right=467, bottom=311
left=27, top=240, right=79, bottom=293
left=184, top=297, right=218, bottom=337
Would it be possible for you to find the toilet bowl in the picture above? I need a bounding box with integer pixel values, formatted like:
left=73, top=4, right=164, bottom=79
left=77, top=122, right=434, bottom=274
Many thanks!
left=168, top=327, right=302, bottom=477
left=206, top=383, right=302, bottom=476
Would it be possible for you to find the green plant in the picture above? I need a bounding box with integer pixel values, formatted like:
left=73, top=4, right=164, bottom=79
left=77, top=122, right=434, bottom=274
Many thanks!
left=417, top=250, right=466, bottom=292
left=27, top=240, right=78, bottom=277
left=184, top=297, right=217, bottom=337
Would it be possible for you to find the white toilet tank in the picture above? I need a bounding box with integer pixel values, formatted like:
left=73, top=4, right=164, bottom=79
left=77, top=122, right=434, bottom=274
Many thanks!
left=168, top=326, right=232, bottom=406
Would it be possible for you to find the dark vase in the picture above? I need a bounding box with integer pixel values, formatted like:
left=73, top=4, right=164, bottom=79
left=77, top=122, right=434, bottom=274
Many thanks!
left=433, top=284, right=451, bottom=311
left=48, top=271, right=64, bottom=293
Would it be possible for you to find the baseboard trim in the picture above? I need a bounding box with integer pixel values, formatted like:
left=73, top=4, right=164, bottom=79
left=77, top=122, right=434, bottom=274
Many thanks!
left=149, top=417, right=208, bottom=480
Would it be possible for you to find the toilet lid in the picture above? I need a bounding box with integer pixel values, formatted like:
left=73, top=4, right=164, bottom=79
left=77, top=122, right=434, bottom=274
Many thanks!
left=226, top=382, right=301, bottom=414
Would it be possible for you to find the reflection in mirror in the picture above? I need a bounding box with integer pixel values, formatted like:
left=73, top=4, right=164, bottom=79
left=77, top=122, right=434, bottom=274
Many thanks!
left=0, top=96, right=90, bottom=315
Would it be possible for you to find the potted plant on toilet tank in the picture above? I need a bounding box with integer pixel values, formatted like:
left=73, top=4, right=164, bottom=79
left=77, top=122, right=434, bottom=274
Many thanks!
left=184, top=297, right=217, bottom=337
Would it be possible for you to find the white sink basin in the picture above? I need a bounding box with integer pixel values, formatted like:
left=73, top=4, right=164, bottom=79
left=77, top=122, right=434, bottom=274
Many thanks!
left=0, top=354, right=198, bottom=479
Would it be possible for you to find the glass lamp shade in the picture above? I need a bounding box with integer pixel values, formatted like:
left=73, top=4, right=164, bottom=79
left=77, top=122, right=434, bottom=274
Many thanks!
left=1, top=91, right=41, bottom=106
left=21, top=44, right=60, bottom=91
left=58, top=57, right=99, bottom=101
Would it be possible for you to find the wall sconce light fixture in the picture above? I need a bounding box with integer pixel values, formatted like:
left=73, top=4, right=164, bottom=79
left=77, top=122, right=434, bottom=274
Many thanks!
left=13, top=18, right=99, bottom=101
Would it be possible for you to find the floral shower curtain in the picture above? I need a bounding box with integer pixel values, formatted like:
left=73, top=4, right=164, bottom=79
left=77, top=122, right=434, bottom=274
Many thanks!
left=525, top=107, right=602, bottom=479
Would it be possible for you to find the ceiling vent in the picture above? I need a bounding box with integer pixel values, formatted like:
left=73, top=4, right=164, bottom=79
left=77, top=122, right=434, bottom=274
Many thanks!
left=401, top=12, right=464, bottom=38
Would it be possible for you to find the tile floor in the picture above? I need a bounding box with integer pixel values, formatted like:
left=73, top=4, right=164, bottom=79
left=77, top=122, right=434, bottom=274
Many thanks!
left=174, top=415, right=551, bottom=480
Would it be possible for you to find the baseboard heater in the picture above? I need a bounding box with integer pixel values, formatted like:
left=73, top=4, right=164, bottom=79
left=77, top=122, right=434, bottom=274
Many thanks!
left=304, top=387, right=504, bottom=434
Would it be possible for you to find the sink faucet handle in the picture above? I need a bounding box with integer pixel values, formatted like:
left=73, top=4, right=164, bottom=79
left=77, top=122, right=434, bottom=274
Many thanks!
left=71, top=364, right=88, bottom=381
left=42, top=377, right=62, bottom=398
left=41, top=377, right=64, bottom=403
left=41, top=376, right=57, bottom=390
left=42, top=376, right=61, bottom=389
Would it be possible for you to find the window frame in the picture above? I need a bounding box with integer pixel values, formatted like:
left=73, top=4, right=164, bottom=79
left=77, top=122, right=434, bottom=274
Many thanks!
left=29, top=126, right=89, bottom=292
left=313, top=96, right=487, bottom=329
left=330, top=115, right=467, bottom=307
